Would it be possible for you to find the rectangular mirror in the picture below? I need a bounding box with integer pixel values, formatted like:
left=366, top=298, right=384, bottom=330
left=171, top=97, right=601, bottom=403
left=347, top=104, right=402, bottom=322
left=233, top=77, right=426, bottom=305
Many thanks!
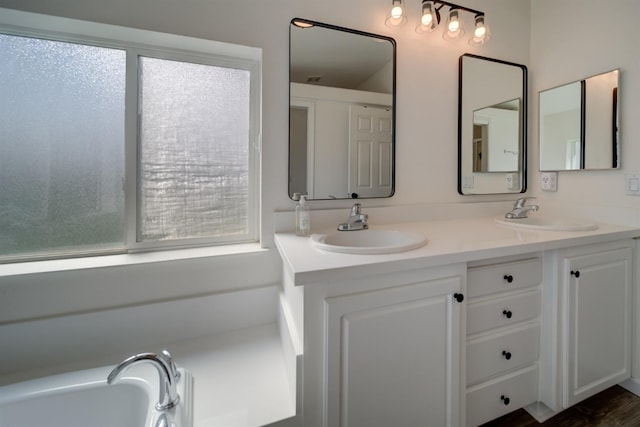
left=458, top=54, right=528, bottom=195
left=539, top=69, right=620, bottom=171
left=289, top=18, right=395, bottom=200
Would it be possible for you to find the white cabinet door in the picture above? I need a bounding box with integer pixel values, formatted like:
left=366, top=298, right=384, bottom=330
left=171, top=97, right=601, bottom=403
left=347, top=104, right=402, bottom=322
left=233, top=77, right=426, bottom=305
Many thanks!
left=564, top=245, right=632, bottom=407
left=324, top=276, right=462, bottom=427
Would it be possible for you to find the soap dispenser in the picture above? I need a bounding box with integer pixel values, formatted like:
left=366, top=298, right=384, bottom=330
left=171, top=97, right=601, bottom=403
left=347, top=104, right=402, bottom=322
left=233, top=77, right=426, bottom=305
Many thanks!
left=295, top=195, right=311, bottom=236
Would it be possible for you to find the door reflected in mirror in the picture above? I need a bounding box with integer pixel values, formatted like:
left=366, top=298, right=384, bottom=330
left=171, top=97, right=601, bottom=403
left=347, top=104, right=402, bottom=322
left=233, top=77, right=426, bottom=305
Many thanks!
left=473, top=98, right=521, bottom=173
left=289, top=18, right=396, bottom=200
left=539, top=69, right=619, bottom=171
left=458, top=54, right=528, bottom=195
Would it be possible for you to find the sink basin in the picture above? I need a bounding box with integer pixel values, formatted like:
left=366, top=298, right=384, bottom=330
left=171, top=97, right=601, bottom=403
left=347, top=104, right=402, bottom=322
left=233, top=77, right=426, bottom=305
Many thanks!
left=495, top=216, right=599, bottom=232
left=311, top=229, right=427, bottom=254
left=0, top=364, right=193, bottom=427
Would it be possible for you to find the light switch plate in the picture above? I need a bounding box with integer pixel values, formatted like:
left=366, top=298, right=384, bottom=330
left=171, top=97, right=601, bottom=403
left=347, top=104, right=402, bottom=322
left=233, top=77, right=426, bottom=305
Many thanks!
left=626, top=174, right=640, bottom=196
left=541, top=172, right=557, bottom=192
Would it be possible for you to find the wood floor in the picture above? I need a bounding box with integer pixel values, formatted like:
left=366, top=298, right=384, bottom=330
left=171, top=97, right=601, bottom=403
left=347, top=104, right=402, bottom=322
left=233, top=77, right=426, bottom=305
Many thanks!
left=481, top=386, right=640, bottom=427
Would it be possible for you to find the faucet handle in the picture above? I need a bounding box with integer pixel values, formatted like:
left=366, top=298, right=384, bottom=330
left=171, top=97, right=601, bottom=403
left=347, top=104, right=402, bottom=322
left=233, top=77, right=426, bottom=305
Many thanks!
left=514, top=196, right=535, bottom=208
left=361, top=213, right=369, bottom=228
left=351, top=203, right=362, bottom=215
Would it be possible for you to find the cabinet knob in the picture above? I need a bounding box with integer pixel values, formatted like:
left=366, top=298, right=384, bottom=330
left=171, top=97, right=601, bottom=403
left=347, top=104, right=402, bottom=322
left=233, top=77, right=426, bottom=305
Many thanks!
left=502, top=309, right=513, bottom=319
left=500, top=395, right=510, bottom=405
left=453, top=293, right=464, bottom=303
left=503, top=274, right=514, bottom=283
left=502, top=350, right=512, bottom=360
left=571, top=270, right=581, bottom=278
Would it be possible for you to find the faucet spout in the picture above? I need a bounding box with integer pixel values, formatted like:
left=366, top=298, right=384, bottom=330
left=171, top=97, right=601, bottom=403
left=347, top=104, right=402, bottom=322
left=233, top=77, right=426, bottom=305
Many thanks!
left=108, top=349, right=180, bottom=411
left=338, top=203, right=369, bottom=231
left=505, top=197, right=539, bottom=219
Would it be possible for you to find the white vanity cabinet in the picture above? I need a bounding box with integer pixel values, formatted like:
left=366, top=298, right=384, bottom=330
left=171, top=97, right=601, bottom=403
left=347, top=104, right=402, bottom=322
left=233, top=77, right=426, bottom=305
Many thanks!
left=275, top=216, right=640, bottom=427
left=465, top=257, right=543, bottom=426
left=559, top=241, right=633, bottom=408
left=301, top=264, right=466, bottom=427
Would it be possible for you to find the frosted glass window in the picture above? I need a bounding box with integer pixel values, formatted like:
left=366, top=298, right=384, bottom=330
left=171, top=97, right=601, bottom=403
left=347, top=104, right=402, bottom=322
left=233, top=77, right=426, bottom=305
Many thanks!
left=0, top=14, right=259, bottom=262
left=0, top=34, right=126, bottom=258
left=138, top=57, right=251, bottom=242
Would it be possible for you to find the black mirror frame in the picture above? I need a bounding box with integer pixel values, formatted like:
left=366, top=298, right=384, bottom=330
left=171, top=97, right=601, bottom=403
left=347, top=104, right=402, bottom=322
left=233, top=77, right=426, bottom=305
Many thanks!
left=457, top=53, right=528, bottom=195
left=288, top=18, right=397, bottom=201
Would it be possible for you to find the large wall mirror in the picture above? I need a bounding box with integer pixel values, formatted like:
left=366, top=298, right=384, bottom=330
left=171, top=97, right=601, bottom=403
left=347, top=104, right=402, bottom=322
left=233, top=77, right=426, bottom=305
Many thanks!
left=539, top=69, right=620, bottom=171
left=289, top=18, right=396, bottom=200
left=458, top=54, right=528, bottom=195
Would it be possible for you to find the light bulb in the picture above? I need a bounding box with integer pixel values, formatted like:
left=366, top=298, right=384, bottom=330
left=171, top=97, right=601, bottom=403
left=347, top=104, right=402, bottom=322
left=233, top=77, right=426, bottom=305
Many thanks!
left=469, top=14, right=490, bottom=45
left=292, top=19, right=314, bottom=28
left=385, top=0, right=407, bottom=27
left=415, top=1, right=438, bottom=34
left=443, top=8, right=464, bottom=40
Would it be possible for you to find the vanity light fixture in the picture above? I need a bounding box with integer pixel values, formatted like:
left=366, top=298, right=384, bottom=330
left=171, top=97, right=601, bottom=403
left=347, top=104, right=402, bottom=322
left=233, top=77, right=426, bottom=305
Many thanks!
left=386, top=0, right=490, bottom=45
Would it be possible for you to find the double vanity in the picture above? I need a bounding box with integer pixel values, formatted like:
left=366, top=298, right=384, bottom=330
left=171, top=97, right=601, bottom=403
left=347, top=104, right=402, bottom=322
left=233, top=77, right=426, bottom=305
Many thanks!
left=274, top=204, right=639, bottom=426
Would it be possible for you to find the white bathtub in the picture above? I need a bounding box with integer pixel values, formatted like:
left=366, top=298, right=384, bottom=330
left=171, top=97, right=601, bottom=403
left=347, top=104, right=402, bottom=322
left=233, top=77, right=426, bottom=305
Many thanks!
left=0, top=363, right=192, bottom=427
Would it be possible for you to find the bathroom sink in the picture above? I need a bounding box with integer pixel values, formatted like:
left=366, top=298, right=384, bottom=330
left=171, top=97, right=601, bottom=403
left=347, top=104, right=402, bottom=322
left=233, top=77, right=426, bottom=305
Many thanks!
left=495, top=216, right=599, bottom=232
left=0, top=364, right=193, bottom=427
left=311, top=229, right=427, bottom=254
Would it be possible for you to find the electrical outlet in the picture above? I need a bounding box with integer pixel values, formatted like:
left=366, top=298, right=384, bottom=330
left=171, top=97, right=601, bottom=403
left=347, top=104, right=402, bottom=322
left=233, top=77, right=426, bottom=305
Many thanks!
left=463, top=176, right=474, bottom=189
left=506, top=173, right=518, bottom=190
left=541, top=172, right=557, bottom=192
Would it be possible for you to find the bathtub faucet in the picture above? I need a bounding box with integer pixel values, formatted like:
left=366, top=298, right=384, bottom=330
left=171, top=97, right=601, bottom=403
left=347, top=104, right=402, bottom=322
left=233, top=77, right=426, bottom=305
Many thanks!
left=107, top=349, right=181, bottom=411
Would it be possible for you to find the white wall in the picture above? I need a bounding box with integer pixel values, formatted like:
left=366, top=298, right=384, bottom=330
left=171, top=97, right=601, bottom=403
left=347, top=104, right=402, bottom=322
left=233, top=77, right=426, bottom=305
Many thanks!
left=530, top=0, right=640, bottom=223
left=0, top=0, right=531, bottom=321
left=0, top=0, right=531, bottom=236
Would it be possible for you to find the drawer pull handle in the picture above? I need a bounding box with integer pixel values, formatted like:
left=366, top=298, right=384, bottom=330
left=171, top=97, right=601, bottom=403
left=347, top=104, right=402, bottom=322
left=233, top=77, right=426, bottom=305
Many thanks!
left=453, top=293, right=464, bottom=303
left=571, top=270, right=581, bottom=278
left=503, top=274, right=514, bottom=283
left=502, top=350, right=512, bottom=360
left=502, top=310, right=513, bottom=319
left=501, top=395, right=510, bottom=405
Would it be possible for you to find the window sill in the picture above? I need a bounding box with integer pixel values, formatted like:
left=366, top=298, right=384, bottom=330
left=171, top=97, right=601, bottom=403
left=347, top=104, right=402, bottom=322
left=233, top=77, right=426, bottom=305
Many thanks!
left=0, top=243, right=267, bottom=278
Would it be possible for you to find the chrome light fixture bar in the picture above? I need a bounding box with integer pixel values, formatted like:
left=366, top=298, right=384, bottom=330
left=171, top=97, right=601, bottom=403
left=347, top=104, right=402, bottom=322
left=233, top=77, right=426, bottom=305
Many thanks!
left=387, top=0, right=491, bottom=45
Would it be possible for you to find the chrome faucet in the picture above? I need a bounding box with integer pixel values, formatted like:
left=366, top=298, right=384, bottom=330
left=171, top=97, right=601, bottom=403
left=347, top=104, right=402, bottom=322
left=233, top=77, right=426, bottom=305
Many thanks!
left=505, top=197, right=539, bottom=219
left=338, top=203, right=369, bottom=231
left=107, top=349, right=181, bottom=411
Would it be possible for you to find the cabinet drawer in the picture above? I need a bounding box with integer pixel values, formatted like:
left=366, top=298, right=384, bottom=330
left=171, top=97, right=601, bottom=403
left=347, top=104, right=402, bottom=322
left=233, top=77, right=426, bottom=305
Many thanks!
left=467, top=322, right=539, bottom=385
left=468, top=258, right=542, bottom=298
left=467, top=365, right=538, bottom=427
left=467, top=289, right=541, bottom=336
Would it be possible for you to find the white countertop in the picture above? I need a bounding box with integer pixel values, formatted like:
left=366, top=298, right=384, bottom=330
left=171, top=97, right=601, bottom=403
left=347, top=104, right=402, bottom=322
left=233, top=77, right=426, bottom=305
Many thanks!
left=275, top=216, right=640, bottom=285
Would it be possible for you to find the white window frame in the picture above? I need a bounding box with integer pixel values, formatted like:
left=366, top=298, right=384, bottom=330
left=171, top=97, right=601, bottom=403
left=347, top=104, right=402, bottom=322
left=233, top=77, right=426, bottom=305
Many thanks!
left=0, top=8, right=261, bottom=259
